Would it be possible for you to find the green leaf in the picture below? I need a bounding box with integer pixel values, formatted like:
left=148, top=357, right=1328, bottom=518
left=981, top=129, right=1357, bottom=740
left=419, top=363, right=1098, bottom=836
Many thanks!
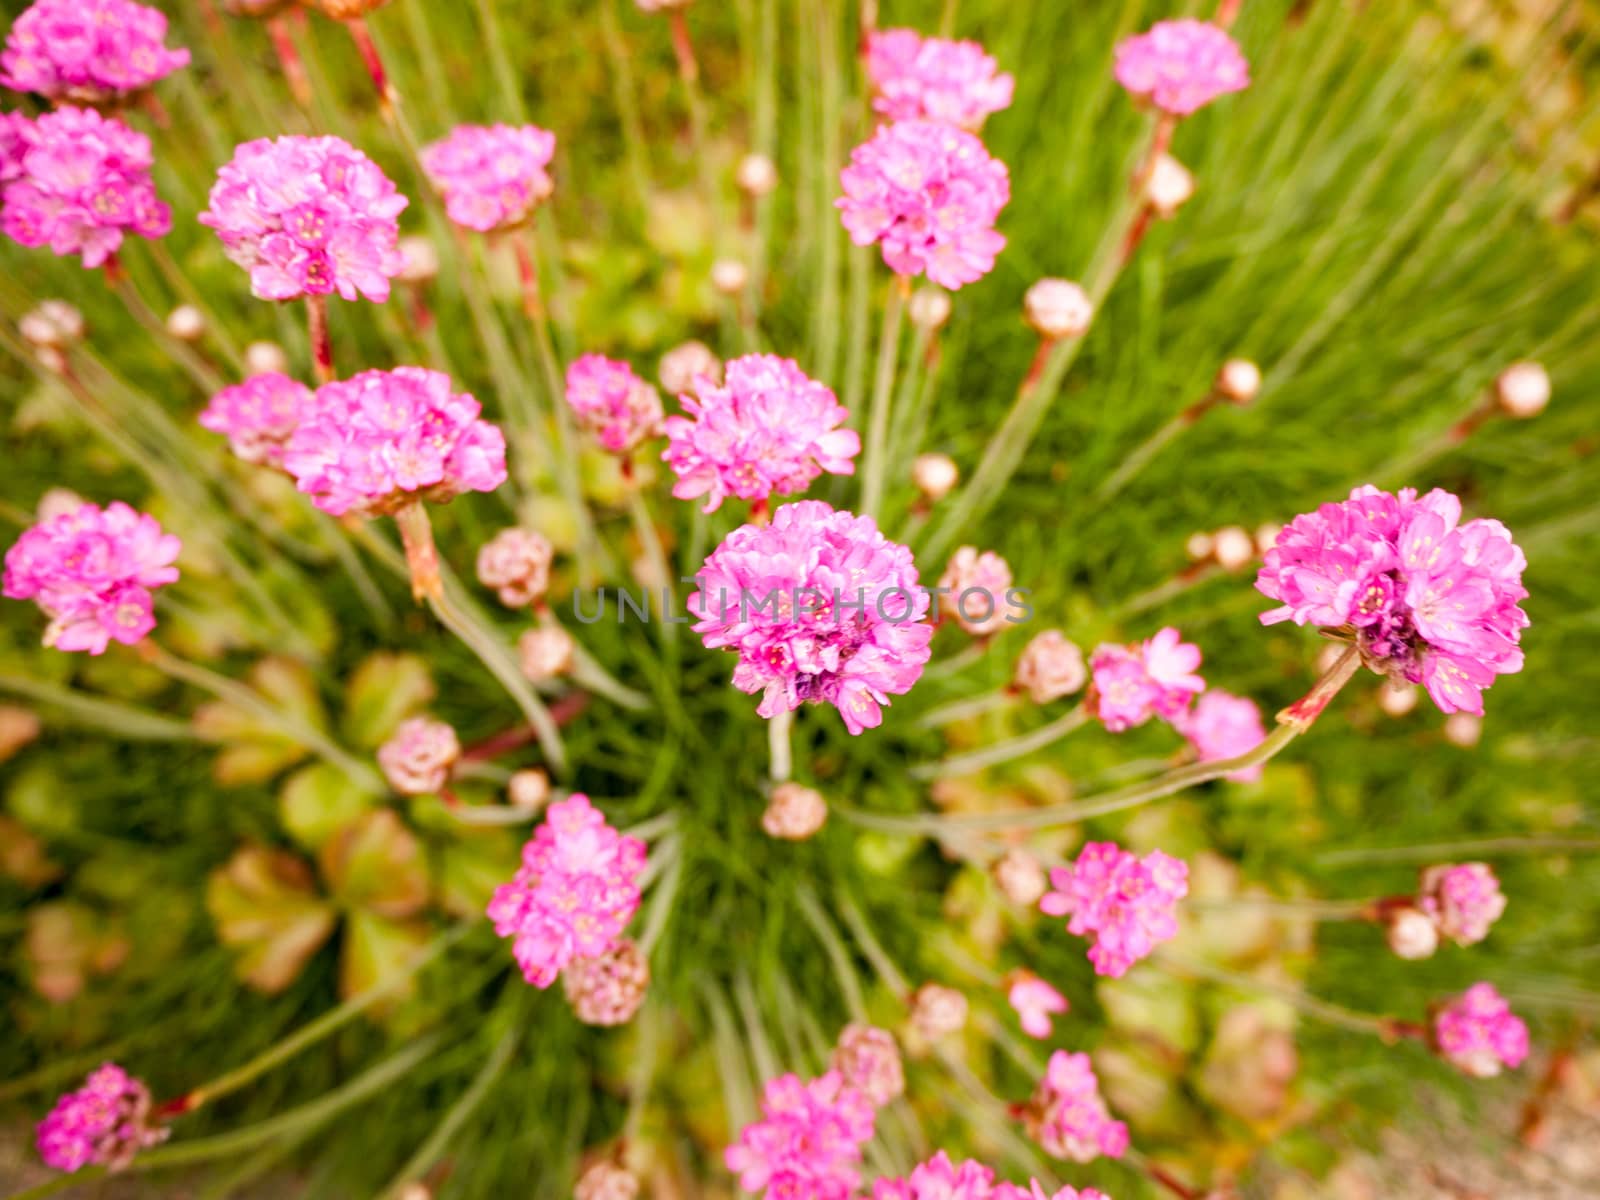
left=280, top=763, right=380, bottom=852
left=205, top=845, right=337, bottom=995
left=341, top=652, right=437, bottom=750
left=339, top=910, right=431, bottom=1005
left=319, top=810, right=429, bottom=919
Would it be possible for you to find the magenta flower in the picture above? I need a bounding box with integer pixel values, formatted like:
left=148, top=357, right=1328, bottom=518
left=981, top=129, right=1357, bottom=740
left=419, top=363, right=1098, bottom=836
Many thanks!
left=420, top=123, right=556, bottom=233
left=1008, top=971, right=1069, bottom=1039
left=661, top=354, right=859, bottom=513
left=1087, top=627, right=1204, bottom=732
left=726, top=1070, right=875, bottom=1200
left=1433, top=983, right=1529, bottom=1078
left=566, top=354, right=664, bottom=455
left=874, top=1152, right=997, bottom=1200
left=1023, top=1051, right=1129, bottom=1163
left=281, top=368, right=506, bottom=517
left=689, top=500, right=934, bottom=735
left=1040, top=841, right=1188, bottom=978
left=1256, top=486, right=1529, bottom=715
left=995, top=1184, right=1110, bottom=1200
left=3, top=501, right=180, bottom=655
left=487, top=793, right=647, bottom=988
left=1, top=0, right=189, bottom=103
left=838, top=120, right=1010, bottom=290
left=36, top=1063, right=166, bottom=1173
left=1, top=107, right=170, bottom=269
left=1113, top=19, right=1249, bottom=117
left=1418, top=863, right=1506, bottom=947
left=200, top=136, right=408, bottom=303
left=1173, top=689, right=1266, bottom=781
left=865, top=29, right=1015, bottom=130
left=198, top=372, right=315, bottom=467
left=0, top=109, right=29, bottom=182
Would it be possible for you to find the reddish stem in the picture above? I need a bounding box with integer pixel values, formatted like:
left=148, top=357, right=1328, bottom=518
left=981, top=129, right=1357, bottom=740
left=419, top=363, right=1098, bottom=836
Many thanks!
left=1018, top=338, right=1054, bottom=399
left=344, top=17, right=395, bottom=115
left=1121, top=204, right=1155, bottom=264
left=1277, top=644, right=1361, bottom=728
left=1131, top=114, right=1178, bottom=196
left=1215, top=0, right=1244, bottom=28
left=306, top=294, right=334, bottom=383
left=511, top=231, right=545, bottom=320
left=460, top=694, right=592, bottom=762
left=267, top=15, right=314, bottom=109
left=749, top=498, right=770, bottom=525
left=1143, top=1161, right=1201, bottom=1200
left=394, top=503, right=443, bottom=605
left=669, top=9, right=699, bottom=84
left=407, top=282, right=435, bottom=334
left=1446, top=397, right=1496, bottom=444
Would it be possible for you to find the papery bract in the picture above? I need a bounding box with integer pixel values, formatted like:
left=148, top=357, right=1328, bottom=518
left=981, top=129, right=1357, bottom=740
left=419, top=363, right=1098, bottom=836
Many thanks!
left=937, top=546, right=1013, bottom=637
left=376, top=715, right=459, bottom=796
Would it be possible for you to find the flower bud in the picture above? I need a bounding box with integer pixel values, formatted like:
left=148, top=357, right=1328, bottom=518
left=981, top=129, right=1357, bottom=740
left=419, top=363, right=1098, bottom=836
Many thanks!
left=519, top=626, right=575, bottom=681
left=909, top=983, right=968, bottom=1040
left=37, top=488, right=86, bottom=521
left=308, top=0, right=394, bottom=17
left=1215, top=358, right=1261, bottom=405
left=563, top=938, right=650, bottom=1026
left=912, top=452, right=959, bottom=502
left=20, top=300, right=84, bottom=349
left=1146, top=153, right=1195, bottom=218
left=711, top=259, right=749, bottom=295
left=1494, top=361, right=1550, bottom=419
left=476, top=527, right=554, bottom=608
left=1023, top=278, right=1093, bottom=341
left=166, top=304, right=206, bottom=342
left=992, top=847, right=1047, bottom=906
left=224, top=0, right=300, bottom=16
left=1013, top=631, right=1086, bottom=705
left=377, top=716, right=460, bottom=796
left=736, top=153, right=779, bottom=197
left=831, top=1023, right=905, bottom=1107
left=1185, top=531, right=1216, bottom=562
left=1384, top=905, right=1439, bottom=960
left=937, top=546, right=1013, bottom=637
left=908, top=287, right=952, bottom=331
left=397, top=235, right=440, bottom=284
left=575, top=1163, right=640, bottom=1200
left=508, top=768, right=551, bottom=811
left=1253, top=523, right=1282, bottom=555
left=245, top=341, right=290, bottom=375
left=659, top=340, right=721, bottom=395
left=1212, top=525, right=1255, bottom=572
left=1443, top=713, right=1482, bottom=749
left=1378, top=682, right=1419, bottom=717
left=0, top=704, right=41, bottom=764
left=762, top=782, right=827, bottom=840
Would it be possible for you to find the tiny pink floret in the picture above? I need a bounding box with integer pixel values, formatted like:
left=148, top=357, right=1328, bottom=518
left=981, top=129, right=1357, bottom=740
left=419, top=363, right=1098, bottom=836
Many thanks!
left=1023, top=1050, right=1129, bottom=1163
left=1087, top=626, right=1204, bottom=732
left=36, top=1063, right=166, bottom=1173
left=566, top=354, right=664, bottom=454
left=1008, top=972, right=1069, bottom=1040
left=1173, top=689, right=1266, bottom=781
left=199, top=372, right=315, bottom=467
left=1433, top=982, right=1529, bottom=1078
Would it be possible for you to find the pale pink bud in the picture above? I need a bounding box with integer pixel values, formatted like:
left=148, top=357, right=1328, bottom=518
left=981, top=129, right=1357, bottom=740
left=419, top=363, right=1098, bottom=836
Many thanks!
left=1024, top=278, right=1093, bottom=340
left=1253, top=523, right=1282, bottom=555
left=575, top=1163, right=639, bottom=1200
left=762, top=782, right=828, bottom=840
left=377, top=716, right=460, bottom=796
left=1494, top=361, right=1550, bottom=419
left=166, top=305, right=205, bottom=342
left=831, top=1023, right=905, bottom=1107
left=20, top=301, right=83, bottom=349
left=993, top=847, right=1047, bottom=906
left=397, top=235, right=440, bottom=284
left=1185, top=531, right=1216, bottom=562
left=737, top=153, right=779, bottom=197
left=563, top=938, right=650, bottom=1026
left=1215, top=358, right=1261, bottom=405
left=1146, top=153, right=1194, bottom=218
left=508, top=768, right=551, bottom=811
left=1315, top=642, right=1346, bottom=675
left=938, top=546, right=1013, bottom=636
left=1443, top=713, right=1482, bottom=748
left=1212, top=525, right=1255, bottom=572
left=1385, top=905, right=1439, bottom=960
left=1378, top=683, right=1419, bottom=717
left=309, top=0, right=394, bottom=17
left=519, top=626, right=575, bottom=681
left=659, top=340, right=721, bottom=395
left=711, top=259, right=749, bottom=295
left=909, top=983, right=968, bottom=1040
left=394, top=1185, right=431, bottom=1200
left=36, top=488, right=86, bottom=521
left=1013, top=631, right=1086, bottom=704
left=245, top=341, right=289, bottom=376
left=908, top=287, right=952, bottom=331
left=912, top=452, right=959, bottom=502
left=476, top=527, right=554, bottom=608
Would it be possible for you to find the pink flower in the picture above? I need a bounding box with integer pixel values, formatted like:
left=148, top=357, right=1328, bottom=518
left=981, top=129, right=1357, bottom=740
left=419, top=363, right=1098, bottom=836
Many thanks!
left=1256, top=486, right=1528, bottom=715
left=476, top=527, right=554, bottom=608
left=420, top=123, right=555, bottom=233
left=1113, top=19, right=1249, bottom=117
left=3, top=501, right=180, bottom=655
left=937, top=546, right=1013, bottom=637
left=376, top=715, right=460, bottom=796
left=487, top=794, right=647, bottom=988
left=1418, top=863, right=1506, bottom=947
left=1087, top=627, right=1204, bottom=732
left=865, top=29, right=1015, bottom=130
left=725, top=1070, right=875, bottom=1200
left=200, top=135, right=408, bottom=303
left=281, top=368, right=507, bottom=517
left=1433, top=983, right=1529, bottom=1078
left=36, top=1063, right=166, bottom=1173
left=831, top=1023, right=905, bottom=1108
left=1013, top=630, right=1087, bottom=704
left=0, top=110, right=29, bottom=182
left=1007, top=972, right=1069, bottom=1039
left=837, top=120, right=1009, bottom=290
left=1, top=0, right=189, bottom=103
left=1022, top=1051, right=1129, bottom=1163
left=994, top=1184, right=1110, bottom=1200
left=1040, top=842, right=1188, bottom=978
left=566, top=354, right=664, bottom=455
left=661, top=354, right=859, bottom=513
left=562, top=937, right=650, bottom=1026
left=873, top=1152, right=996, bottom=1200
left=198, top=372, right=314, bottom=467
left=1173, top=689, right=1265, bottom=782
left=689, top=501, right=933, bottom=735
left=1, top=107, right=170, bottom=269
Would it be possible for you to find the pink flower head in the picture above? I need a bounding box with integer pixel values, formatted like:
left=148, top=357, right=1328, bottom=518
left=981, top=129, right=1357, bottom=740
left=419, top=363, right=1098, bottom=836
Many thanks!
left=937, top=546, right=1013, bottom=637
left=1086, top=627, right=1204, bottom=732
left=1433, top=983, right=1529, bottom=1078
left=1023, top=1050, right=1129, bottom=1163
left=1173, top=689, right=1266, bottom=782
left=1419, top=863, right=1506, bottom=947
left=661, top=354, right=859, bottom=513
left=1256, top=486, right=1529, bottom=715
left=725, top=1070, right=876, bottom=1200
left=0, top=109, right=30, bottom=182
left=476, top=526, right=553, bottom=608
left=3, top=501, right=180, bottom=655
left=281, top=368, right=506, bottom=516
left=198, top=372, right=314, bottom=467
left=865, top=29, right=1015, bottom=130
left=1007, top=971, right=1069, bottom=1040
left=1040, top=842, right=1188, bottom=978
left=689, top=500, right=933, bottom=735
left=994, top=1184, right=1110, bottom=1200
left=1, top=107, right=170, bottom=269
left=376, top=715, right=459, bottom=796
left=1, top=0, right=189, bottom=103
left=200, top=135, right=408, bottom=302
left=562, top=937, right=650, bottom=1026
left=566, top=354, right=664, bottom=454
left=831, top=1023, right=905, bottom=1108
left=873, top=1152, right=996, bottom=1200
left=420, top=122, right=556, bottom=233
left=1113, top=19, right=1249, bottom=117
left=838, top=120, right=1009, bottom=290
left=487, top=793, right=647, bottom=988
left=36, top=1063, right=166, bottom=1173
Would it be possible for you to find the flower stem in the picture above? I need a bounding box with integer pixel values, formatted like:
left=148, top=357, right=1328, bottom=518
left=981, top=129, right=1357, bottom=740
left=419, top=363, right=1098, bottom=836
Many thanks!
left=266, top=14, right=314, bottom=109
left=860, top=277, right=907, bottom=520
left=343, top=16, right=396, bottom=115
left=910, top=706, right=1089, bottom=781
left=915, top=686, right=1018, bottom=729
left=393, top=502, right=444, bottom=604
left=0, top=673, right=197, bottom=742
left=306, top=294, right=334, bottom=383
left=768, top=708, right=794, bottom=783
left=1154, top=951, right=1409, bottom=1039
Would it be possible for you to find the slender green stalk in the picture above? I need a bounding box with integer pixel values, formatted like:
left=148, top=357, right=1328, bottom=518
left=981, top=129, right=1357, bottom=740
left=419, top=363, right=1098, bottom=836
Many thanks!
left=0, top=673, right=198, bottom=741
left=473, top=0, right=528, bottom=121
left=794, top=886, right=870, bottom=1021
left=639, top=840, right=684, bottom=955
left=142, top=240, right=246, bottom=374
left=1093, top=410, right=1196, bottom=503
left=627, top=485, right=678, bottom=650
left=1154, top=952, right=1398, bottom=1037
left=915, top=687, right=1017, bottom=729
left=768, top=708, right=794, bottom=783
left=860, top=280, right=906, bottom=519
left=108, top=269, right=226, bottom=396
left=599, top=0, right=655, bottom=215
left=1319, top=836, right=1600, bottom=867
left=910, top=706, right=1089, bottom=781
left=835, top=892, right=910, bottom=996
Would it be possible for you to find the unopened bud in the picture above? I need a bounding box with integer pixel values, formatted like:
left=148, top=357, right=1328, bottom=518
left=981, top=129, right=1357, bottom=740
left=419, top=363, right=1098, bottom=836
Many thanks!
left=518, top=626, right=575, bottom=682
left=711, top=259, right=749, bottom=295
left=1443, top=713, right=1482, bottom=749
left=508, top=768, right=551, bottom=810
left=1023, top=278, right=1093, bottom=341
left=377, top=716, right=460, bottom=796
left=1185, top=531, right=1215, bottom=562
left=1378, top=683, right=1419, bottom=717
left=992, top=847, right=1046, bottom=906
left=37, top=488, right=86, bottom=521
left=762, top=782, right=827, bottom=840
left=308, top=0, right=394, bottom=17
left=1212, top=525, right=1255, bottom=572
left=1012, top=631, right=1086, bottom=705
left=908, top=287, right=952, bottom=331
left=1385, top=905, right=1439, bottom=960
left=394, top=1185, right=432, bottom=1200
left=245, top=341, right=290, bottom=376
left=659, top=340, right=720, bottom=395
left=1494, top=361, right=1550, bottom=419
left=736, top=153, right=779, bottom=197
left=20, top=301, right=83, bottom=349
left=909, top=983, right=968, bottom=1040
left=831, top=1023, right=905, bottom=1107
left=1254, top=523, right=1282, bottom=555
left=575, top=1162, right=640, bottom=1200
left=166, top=304, right=206, bottom=342
left=397, top=235, right=440, bottom=284
left=1215, top=358, right=1261, bottom=405
left=912, top=452, right=959, bottom=502
left=1147, top=153, right=1195, bottom=218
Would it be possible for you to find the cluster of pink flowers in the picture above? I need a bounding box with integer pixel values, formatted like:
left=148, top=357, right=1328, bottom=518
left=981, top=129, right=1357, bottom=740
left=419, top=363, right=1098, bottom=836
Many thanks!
left=565, top=354, right=664, bottom=455
left=838, top=120, right=1010, bottom=290
left=280, top=368, right=506, bottom=517
left=1040, top=842, right=1188, bottom=977
left=1, top=107, right=170, bottom=268
left=376, top=715, right=460, bottom=796
left=725, top=1070, right=875, bottom=1200
left=1432, top=983, right=1529, bottom=1078
left=36, top=1063, right=166, bottom=1173
left=689, top=501, right=933, bottom=735
left=200, top=135, right=409, bottom=302
left=830, top=1023, right=904, bottom=1107
left=1113, top=19, right=1249, bottom=116
left=1256, top=486, right=1529, bottom=714
left=1418, top=862, right=1507, bottom=947
left=662, top=355, right=859, bottom=513
left=1173, top=689, right=1267, bottom=782
left=476, top=527, right=554, bottom=608
left=865, top=29, right=1015, bottom=130
left=1087, top=626, right=1204, bottom=732
left=199, top=372, right=314, bottom=467
left=421, top=123, right=556, bottom=233
left=487, top=794, right=646, bottom=988
left=4, top=501, right=180, bottom=655
left=1, top=0, right=189, bottom=103
left=874, top=1153, right=1110, bottom=1200
left=1007, top=972, right=1069, bottom=1039
left=1023, top=1051, right=1129, bottom=1163
left=562, top=938, right=650, bottom=1026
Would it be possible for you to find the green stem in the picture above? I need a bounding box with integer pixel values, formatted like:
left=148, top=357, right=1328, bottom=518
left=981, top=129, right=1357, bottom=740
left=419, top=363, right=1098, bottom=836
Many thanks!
left=915, top=687, right=1019, bottom=729
left=860, top=280, right=906, bottom=520
left=768, top=708, right=794, bottom=783
left=910, top=706, right=1089, bottom=781
left=794, top=886, right=870, bottom=1021
left=599, top=0, right=655, bottom=215
left=1154, top=952, right=1398, bottom=1037
left=0, top=673, right=198, bottom=741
